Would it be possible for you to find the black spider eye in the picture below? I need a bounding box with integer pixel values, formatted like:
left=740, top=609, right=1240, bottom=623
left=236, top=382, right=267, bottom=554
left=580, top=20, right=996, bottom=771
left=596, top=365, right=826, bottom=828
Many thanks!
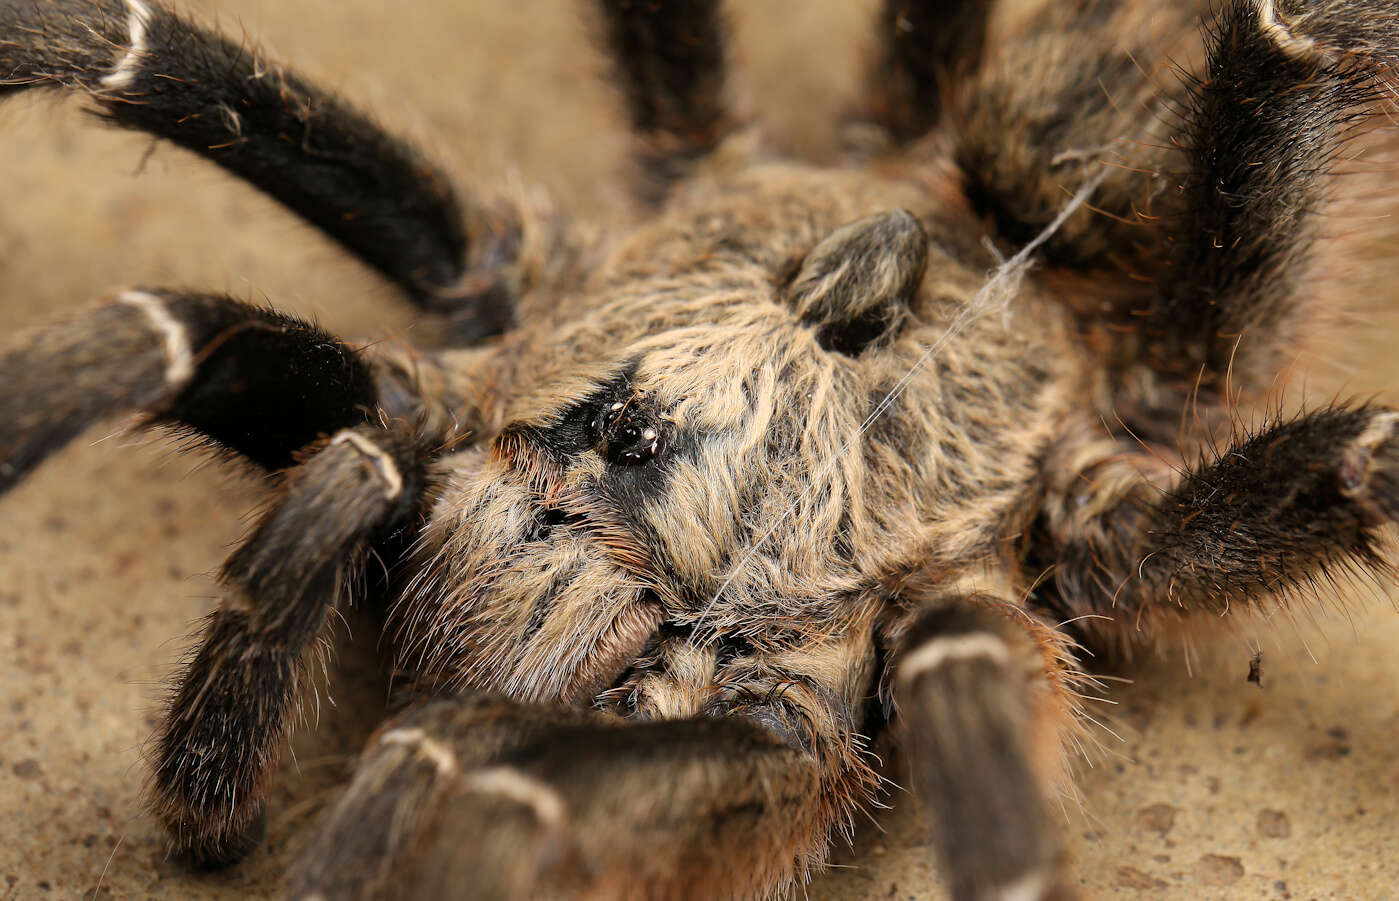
left=589, top=401, right=625, bottom=441
left=591, top=400, right=666, bottom=466
left=610, top=420, right=664, bottom=465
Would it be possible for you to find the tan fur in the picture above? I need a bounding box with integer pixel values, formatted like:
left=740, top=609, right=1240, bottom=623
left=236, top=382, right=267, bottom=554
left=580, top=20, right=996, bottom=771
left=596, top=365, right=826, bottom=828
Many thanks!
left=8, top=0, right=1399, bottom=897
left=363, top=4, right=1399, bottom=884
left=372, top=154, right=1094, bottom=897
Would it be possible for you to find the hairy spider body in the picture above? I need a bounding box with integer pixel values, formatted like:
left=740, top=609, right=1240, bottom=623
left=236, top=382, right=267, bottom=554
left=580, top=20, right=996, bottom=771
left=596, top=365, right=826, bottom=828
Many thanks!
left=3, top=0, right=1399, bottom=899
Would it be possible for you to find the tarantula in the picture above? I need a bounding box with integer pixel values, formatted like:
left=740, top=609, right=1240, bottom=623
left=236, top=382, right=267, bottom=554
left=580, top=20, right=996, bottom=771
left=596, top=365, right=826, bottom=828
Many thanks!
left=3, top=0, right=1399, bottom=898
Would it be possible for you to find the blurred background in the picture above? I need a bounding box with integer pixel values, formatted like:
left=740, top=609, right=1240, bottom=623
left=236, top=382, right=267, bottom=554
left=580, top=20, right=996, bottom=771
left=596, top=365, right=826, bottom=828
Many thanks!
left=0, top=1, right=1396, bottom=898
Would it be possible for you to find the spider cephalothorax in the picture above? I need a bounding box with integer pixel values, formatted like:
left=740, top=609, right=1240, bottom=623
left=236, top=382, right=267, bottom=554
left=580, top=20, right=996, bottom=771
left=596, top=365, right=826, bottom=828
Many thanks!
left=3, top=0, right=1399, bottom=899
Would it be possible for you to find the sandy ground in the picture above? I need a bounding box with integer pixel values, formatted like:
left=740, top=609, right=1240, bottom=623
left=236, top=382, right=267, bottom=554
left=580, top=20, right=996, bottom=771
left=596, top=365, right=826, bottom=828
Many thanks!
left=1, top=1, right=1397, bottom=899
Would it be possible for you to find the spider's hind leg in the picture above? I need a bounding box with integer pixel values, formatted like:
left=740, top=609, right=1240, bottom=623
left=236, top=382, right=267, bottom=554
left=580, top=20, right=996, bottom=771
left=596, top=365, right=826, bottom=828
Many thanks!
left=952, top=0, right=1204, bottom=270
left=592, top=0, right=733, bottom=203
left=1141, top=0, right=1399, bottom=394
left=1032, top=404, right=1399, bottom=655
left=855, top=0, right=992, bottom=144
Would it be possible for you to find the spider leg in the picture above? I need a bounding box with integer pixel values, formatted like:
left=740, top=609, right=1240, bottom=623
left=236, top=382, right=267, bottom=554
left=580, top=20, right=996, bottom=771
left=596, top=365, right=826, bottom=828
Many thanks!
left=0, top=285, right=498, bottom=493
left=857, top=0, right=992, bottom=143
left=1033, top=405, right=1399, bottom=654
left=151, top=421, right=430, bottom=866
left=1145, top=0, right=1399, bottom=390
left=0, top=289, right=393, bottom=491
left=288, top=696, right=828, bottom=900
left=593, top=0, right=731, bottom=203
left=894, top=598, right=1081, bottom=901
left=0, top=0, right=529, bottom=335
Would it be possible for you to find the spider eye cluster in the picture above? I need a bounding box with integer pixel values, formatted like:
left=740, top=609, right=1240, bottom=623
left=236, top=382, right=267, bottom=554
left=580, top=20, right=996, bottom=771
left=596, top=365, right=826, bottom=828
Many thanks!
left=591, top=399, right=666, bottom=466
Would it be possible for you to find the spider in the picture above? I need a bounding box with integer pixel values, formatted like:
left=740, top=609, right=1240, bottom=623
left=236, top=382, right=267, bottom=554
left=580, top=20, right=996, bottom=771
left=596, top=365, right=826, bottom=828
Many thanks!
left=2, top=0, right=1399, bottom=899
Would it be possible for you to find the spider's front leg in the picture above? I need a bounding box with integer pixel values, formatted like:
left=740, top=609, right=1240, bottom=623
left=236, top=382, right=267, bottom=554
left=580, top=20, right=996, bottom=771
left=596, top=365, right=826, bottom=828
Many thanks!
left=0, top=0, right=546, bottom=337
left=154, top=420, right=432, bottom=865
left=0, top=288, right=476, bottom=862
left=892, top=595, right=1084, bottom=901
left=0, top=290, right=378, bottom=488
left=0, top=289, right=483, bottom=490
left=287, top=696, right=830, bottom=900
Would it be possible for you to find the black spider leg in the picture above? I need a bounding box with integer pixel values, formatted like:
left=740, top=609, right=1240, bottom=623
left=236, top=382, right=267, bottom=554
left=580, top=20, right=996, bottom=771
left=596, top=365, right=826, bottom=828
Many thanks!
left=0, top=290, right=382, bottom=492
left=1033, top=404, right=1399, bottom=656
left=593, top=0, right=731, bottom=203
left=152, top=421, right=431, bottom=866
left=0, top=0, right=518, bottom=335
left=894, top=601, right=1072, bottom=901
left=858, top=0, right=991, bottom=143
left=1143, top=0, right=1398, bottom=392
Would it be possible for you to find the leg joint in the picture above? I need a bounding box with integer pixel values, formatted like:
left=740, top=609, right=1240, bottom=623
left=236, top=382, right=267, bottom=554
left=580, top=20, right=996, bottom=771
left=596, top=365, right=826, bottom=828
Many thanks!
left=117, top=289, right=194, bottom=389
left=330, top=429, right=406, bottom=501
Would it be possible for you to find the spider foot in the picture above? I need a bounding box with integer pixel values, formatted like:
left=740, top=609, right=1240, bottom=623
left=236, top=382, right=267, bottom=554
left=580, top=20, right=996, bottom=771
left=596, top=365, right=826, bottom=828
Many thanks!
left=149, top=607, right=300, bottom=868
left=169, top=805, right=268, bottom=871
